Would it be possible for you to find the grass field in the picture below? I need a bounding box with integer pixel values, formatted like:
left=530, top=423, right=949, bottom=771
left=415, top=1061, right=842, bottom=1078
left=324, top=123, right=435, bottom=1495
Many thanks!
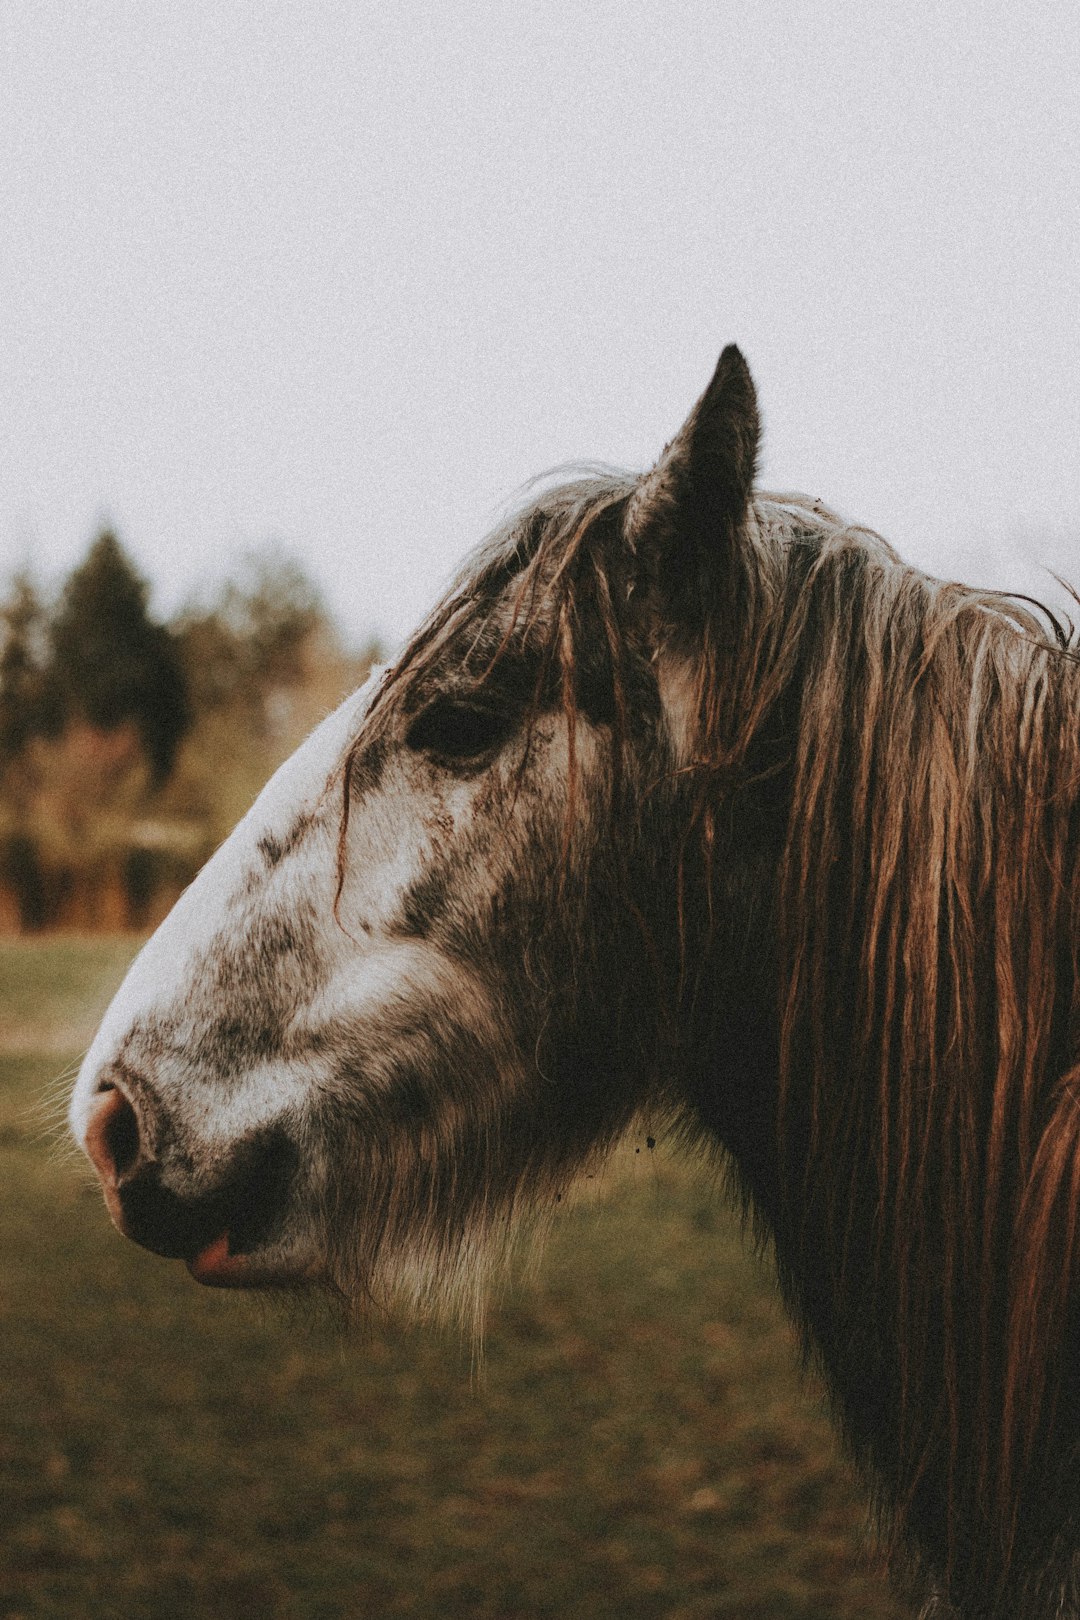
left=0, top=937, right=913, bottom=1620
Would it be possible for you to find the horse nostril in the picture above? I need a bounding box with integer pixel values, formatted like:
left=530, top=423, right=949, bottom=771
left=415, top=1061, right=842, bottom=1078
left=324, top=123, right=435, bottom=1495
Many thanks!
left=83, top=1080, right=299, bottom=1263
left=85, top=1083, right=142, bottom=1187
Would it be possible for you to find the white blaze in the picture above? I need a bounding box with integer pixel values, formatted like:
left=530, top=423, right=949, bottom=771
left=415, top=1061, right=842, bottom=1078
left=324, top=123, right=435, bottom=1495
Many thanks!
left=68, top=670, right=385, bottom=1152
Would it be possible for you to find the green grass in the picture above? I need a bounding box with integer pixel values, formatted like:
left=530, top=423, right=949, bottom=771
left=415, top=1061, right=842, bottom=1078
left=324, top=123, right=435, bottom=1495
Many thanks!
left=0, top=937, right=913, bottom=1619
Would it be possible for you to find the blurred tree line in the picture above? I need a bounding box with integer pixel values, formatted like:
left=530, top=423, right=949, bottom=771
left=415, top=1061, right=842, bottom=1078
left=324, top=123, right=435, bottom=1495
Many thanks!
left=0, top=531, right=380, bottom=931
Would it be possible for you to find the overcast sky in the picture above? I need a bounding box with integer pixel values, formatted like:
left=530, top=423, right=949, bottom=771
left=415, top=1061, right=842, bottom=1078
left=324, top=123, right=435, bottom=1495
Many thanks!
left=1, top=2, right=1077, bottom=649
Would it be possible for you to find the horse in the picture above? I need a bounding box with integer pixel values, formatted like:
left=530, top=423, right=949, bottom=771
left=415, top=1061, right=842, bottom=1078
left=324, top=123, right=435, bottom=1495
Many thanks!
left=70, top=346, right=1080, bottom=1617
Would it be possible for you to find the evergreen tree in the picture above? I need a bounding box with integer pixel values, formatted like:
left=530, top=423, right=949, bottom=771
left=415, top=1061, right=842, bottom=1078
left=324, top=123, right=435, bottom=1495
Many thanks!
left=0, top=570, right=50, bottom=762
left=49, top=531, right=191, bottom=784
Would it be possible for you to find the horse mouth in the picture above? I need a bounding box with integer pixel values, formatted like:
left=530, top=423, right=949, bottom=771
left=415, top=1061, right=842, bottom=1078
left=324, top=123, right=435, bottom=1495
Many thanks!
left=186, top=1230, right=323, bottom=1289
left=80, top=1076, right=316, bottom=1287
left=182, top=1131, right=324, bottom=1288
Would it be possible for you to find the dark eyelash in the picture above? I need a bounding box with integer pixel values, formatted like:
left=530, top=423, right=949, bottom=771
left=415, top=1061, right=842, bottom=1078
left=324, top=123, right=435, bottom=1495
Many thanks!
left=404, top=698, right=515, bottom=763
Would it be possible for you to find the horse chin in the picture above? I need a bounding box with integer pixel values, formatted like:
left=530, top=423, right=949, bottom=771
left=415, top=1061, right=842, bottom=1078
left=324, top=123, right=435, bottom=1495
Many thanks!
left=186, top=1231, right=324, bottom=1291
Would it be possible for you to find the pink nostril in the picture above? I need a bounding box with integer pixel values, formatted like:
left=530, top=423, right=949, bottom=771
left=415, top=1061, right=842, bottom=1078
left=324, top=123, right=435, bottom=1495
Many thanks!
left=85, top=1083, right=142, bottom=1188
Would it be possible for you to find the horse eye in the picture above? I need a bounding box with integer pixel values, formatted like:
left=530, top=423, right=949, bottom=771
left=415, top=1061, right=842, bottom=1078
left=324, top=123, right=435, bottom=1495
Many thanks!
left=405, top=699, right=513, bottom=763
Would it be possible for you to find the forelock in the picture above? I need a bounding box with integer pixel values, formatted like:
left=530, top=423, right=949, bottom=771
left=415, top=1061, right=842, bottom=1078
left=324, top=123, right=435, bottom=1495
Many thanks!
left=372, top=467, right=638, bottom=716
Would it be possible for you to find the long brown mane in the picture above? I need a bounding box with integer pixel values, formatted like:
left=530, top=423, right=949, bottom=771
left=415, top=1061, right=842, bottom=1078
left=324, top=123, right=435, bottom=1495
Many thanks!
left=671, top=495, right=1080, bottom=1609
left=767, top=507, right=1080, bottom=1607
left=668, top=493, right=1080, bottom=1610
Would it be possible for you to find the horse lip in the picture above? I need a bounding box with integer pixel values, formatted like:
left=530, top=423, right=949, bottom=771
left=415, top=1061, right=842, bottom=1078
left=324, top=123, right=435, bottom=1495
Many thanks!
left=186, top=1231, right=322, bottom=1290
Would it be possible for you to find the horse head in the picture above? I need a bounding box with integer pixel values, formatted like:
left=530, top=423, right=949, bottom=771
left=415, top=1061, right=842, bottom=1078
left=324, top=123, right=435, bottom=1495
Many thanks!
left=70, top=347, right=772, bottom=1318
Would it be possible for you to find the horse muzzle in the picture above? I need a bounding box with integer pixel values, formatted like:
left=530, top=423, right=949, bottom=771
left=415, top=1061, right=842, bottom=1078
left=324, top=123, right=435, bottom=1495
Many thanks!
left=80, top=1072, right=319, bottom=1289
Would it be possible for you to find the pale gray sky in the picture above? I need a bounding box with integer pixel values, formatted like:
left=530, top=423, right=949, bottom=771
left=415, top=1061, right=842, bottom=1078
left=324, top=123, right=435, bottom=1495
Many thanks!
left=1, top=1, right=1077, bottom=647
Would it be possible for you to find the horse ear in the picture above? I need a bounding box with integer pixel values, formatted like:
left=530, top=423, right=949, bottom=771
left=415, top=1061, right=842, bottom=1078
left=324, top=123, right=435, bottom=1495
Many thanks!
left=627, top=345, right=760, bottom=601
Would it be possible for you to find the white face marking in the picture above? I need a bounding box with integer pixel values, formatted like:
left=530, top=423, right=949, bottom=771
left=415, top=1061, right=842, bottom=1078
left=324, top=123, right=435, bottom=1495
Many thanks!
left=67, top=647, right=545, bottom=1304
left=68, top=659, right=519, bottom=1167
left=69, top=670, right=384, bottom=1147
